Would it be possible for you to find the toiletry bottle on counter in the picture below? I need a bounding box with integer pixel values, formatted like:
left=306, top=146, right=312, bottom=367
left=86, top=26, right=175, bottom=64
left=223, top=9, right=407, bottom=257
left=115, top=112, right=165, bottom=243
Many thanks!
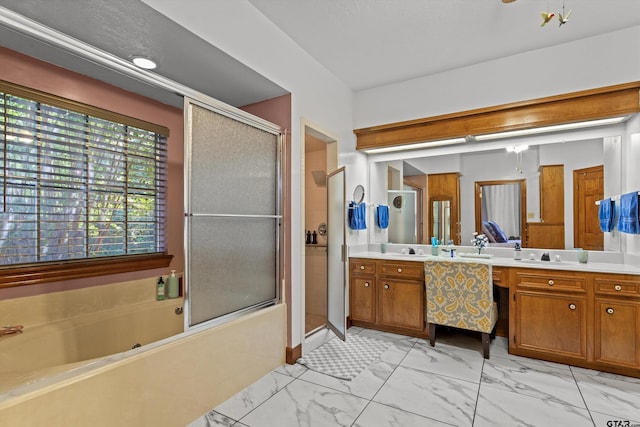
left=168, top=270, right=179, bottom=299
left=514, top=243, right=521, bottom=260
left=156, top=276, right=166, bottom=301
left=312, top=230, right=318, bottom=244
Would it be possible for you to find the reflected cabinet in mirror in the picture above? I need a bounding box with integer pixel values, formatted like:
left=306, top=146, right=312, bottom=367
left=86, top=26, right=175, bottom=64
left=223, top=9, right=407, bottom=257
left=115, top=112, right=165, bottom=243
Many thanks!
left=369, top=135, right=622, bottom=251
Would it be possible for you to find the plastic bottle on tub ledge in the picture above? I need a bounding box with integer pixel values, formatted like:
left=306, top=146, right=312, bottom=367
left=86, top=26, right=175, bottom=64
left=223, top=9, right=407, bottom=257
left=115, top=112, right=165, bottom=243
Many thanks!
left=156, top=276, right=166, bottom=301
left=168, top=270, right=179, bottom=299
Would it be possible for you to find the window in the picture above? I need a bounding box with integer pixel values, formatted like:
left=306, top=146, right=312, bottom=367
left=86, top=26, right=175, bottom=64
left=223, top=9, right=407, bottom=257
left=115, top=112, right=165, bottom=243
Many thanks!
left=0, top=81, right=168, bottom=271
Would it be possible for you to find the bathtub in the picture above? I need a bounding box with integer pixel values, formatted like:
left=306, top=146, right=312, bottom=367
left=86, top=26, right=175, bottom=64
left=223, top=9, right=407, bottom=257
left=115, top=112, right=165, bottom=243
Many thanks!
left=0, top=298, right=184, bottom=393
left=0, top=303, right=286, bottom=426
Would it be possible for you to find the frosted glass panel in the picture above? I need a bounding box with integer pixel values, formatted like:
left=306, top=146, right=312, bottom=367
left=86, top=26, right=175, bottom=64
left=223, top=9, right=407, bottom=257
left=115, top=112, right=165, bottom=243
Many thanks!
left=327, top=168, right=346, bottom=340
left=189, top=217, right=277, bottom=326
left=190, top=105, right=278, bottom=215
left=185, top=100, right=281, bottom=328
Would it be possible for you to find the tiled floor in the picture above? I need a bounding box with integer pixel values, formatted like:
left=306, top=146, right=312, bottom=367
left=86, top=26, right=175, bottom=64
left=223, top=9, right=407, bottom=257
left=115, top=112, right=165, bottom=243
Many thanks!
left=188, top=327, right=640, bottom=427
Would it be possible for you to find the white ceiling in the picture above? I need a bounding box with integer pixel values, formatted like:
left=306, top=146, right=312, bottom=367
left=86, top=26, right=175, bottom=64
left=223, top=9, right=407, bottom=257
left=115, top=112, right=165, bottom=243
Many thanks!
left=248, top=0, right=640, bottom=91
left=1, top=0, right=639, bottom=108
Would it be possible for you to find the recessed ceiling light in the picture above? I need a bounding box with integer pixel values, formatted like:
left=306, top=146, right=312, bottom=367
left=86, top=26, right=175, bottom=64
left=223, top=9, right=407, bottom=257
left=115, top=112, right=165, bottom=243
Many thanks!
left=131, top=56, right=157, bottom=70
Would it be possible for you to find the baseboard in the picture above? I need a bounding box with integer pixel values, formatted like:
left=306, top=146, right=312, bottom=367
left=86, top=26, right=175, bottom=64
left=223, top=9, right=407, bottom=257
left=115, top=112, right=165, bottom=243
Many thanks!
left=285, top=343, right=302, bottom=364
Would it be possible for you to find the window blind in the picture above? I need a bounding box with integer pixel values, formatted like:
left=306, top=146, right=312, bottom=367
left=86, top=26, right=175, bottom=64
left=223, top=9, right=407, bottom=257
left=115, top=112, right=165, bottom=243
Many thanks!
left=0, top=85, right=167, bottom=265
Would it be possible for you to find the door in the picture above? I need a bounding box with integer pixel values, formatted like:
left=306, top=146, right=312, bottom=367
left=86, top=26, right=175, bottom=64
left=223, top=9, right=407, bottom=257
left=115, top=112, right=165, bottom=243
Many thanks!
left=327, top=167, right=347, bottom=340
left=574, top=165, right=604, bottom=250
left=184, top=99, right=281, bottom=328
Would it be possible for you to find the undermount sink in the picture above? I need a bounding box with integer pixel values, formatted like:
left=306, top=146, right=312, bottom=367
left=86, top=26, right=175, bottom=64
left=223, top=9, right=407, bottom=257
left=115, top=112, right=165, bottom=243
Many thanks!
left=458, top=253, right=494, bottom=259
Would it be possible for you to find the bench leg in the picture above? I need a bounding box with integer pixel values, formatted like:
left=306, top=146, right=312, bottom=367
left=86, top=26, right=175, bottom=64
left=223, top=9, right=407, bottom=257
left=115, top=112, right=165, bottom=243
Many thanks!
left=482, top=332, right=490, bottom=359
left=429, top=323, right=436, bottom=347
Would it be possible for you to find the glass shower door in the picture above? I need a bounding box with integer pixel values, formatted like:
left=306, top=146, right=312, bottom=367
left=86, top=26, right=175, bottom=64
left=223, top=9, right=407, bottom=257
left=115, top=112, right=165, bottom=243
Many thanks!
left=326, top=167, right=346, bottom=341
left=184, top=99, right=282, bottom=328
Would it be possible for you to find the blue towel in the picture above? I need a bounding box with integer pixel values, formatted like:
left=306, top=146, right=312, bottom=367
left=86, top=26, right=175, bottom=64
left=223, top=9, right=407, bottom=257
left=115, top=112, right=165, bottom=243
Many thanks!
left=376, top=205, right=389, bottom=229
left=348, top=201, right=367, bottom=230
left=617, top=192, right=639, bottom=234
left=598, top=198, right=614, bottom=232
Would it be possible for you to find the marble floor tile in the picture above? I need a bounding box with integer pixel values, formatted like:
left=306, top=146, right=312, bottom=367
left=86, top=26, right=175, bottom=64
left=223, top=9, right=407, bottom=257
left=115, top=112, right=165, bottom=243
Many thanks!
left=482, top=356, right=585, bottom=408
left=572, top=367, right=640, bottom=422
left=402, top=340, right=485, bottom=383
left=373, top=365, right=479, bottom=426
left=590, top=410, right=640, bottom=427
left=187, top=411, right=238, bottom=427
left=356, top=328, right=418, bottom=364
left=275, top=362, right=308, bottom=378
left=474, top=383, right=594, bottom=427
left=214, top=371, right=294, bottom=421
left=298, top=358, right=396, bottom=400
left=239, top=378, right=368, bottom=427
left=353, top=401, right=453, bottom=427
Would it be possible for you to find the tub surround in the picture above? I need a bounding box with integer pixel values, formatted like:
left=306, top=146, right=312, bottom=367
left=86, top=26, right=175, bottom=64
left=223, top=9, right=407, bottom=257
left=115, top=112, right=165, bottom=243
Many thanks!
left=0, top=277, right=185, bottom=394
left=0, top=304, right=286, bottom=426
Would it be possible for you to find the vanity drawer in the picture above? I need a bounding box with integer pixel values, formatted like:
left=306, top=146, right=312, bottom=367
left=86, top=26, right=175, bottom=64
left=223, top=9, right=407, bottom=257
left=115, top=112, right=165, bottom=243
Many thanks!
left=594, top=277, right=640, bottom=297
left=514, top=271, right=586, bottom=292
left=350, top=259, right=376, bottom=275
left=379, top=261, right=424, bottom=280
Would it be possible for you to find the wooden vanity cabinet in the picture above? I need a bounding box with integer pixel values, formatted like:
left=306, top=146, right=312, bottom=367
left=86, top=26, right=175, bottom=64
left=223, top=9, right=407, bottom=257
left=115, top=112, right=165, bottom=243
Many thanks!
left=349, top=260, right=376, bottom=324
left=511, top=269, right=588, bottom=362
left=349, top=258, right=425, bottom=336
left=510, top=268, right=640, bottom=377
left=593, top=276, right=640, bottom=370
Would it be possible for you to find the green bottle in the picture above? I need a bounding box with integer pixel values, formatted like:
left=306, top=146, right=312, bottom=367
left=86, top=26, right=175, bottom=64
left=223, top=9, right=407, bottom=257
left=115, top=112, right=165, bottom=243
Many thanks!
left=156, top=276, right=166, bottom=301
left=168, top=270, right=179, bottom=299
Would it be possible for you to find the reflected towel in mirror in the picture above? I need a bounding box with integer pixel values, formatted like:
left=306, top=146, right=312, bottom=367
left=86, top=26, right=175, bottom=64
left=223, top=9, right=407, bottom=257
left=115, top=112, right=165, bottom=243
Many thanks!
left=617, top=192, right=639, bottom=234
left=598, top=198, right=614, bottom=232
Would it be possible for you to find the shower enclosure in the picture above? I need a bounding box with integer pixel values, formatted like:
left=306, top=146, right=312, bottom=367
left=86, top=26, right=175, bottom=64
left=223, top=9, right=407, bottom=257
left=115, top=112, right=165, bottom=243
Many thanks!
left=184, top=98, right=282, bottom=328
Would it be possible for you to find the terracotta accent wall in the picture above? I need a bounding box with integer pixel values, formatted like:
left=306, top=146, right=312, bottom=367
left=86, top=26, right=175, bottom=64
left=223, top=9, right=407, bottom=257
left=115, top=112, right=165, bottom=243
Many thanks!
left=241, top=94, right=293, bottom=345
left=0, top=47, right=184, bottom=299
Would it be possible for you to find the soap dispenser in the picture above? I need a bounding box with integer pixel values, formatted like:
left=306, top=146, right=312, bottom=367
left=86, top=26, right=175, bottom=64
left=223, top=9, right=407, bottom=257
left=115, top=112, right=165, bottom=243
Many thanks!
left=167, top=270, right=179, bottom=299
left=514, top=243, right=522, bottom=260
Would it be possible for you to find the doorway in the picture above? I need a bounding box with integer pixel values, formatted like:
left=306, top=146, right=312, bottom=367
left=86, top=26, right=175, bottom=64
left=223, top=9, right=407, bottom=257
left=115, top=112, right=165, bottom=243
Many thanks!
left=574, top=165, right=604, bottom=250
left=303, top=124, right=338, bottom=339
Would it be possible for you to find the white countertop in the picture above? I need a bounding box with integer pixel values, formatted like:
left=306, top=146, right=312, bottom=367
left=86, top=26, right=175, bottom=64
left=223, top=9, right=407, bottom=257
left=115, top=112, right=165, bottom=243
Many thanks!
left=349, top=249, right=640, bottom=276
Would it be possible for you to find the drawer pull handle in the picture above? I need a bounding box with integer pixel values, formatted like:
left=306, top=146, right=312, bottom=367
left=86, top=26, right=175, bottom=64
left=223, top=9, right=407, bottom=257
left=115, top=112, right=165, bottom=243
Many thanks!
left=568, top=303, right=576, bottom=310
left=360, top=265, right=365, bottom=270
left=606, top=307, right=614, bottom=315
left=384, top=284, right=390, bottom=290
left=614, top=285, right=622, bottom=291
left=364, top=282, right=370, bottom=288
left=548, top=280, right=554, bottom=286
left=397, top=268, right=402, bottom=273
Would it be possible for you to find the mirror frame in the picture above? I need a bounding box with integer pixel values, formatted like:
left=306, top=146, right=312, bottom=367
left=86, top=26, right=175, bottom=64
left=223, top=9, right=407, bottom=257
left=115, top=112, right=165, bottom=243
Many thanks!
left=474, top=179, right=527, bottom=243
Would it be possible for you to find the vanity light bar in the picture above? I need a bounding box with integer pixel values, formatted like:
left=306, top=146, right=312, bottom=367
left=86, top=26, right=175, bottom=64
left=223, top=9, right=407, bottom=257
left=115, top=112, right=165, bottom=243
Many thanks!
left=362, top=137, right=466, bottom=154
left=362, top=116, right=629, bottom=155
left=474, top=116, right=629, bottom=141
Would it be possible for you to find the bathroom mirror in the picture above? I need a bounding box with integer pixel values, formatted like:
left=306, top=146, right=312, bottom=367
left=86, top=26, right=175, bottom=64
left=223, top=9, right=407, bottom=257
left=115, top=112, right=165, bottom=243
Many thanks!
left=368, top=133, right=623, bottom=251
left=353, top=184, right=365, bottom=205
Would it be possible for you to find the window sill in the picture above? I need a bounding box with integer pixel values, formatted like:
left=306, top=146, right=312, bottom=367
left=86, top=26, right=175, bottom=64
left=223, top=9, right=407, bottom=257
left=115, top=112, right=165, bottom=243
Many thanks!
left=0, top=253, right=173, bottom=289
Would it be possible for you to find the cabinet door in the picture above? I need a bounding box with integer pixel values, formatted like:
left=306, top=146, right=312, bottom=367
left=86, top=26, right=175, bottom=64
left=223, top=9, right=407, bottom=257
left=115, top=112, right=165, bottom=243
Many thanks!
left=378, top=279, right=424, bottom=331
left=350, top=277, right=376, bottom=323
left=594, top=299, right=640, bottom=368
left=515, top=291, right=587, bottom=360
